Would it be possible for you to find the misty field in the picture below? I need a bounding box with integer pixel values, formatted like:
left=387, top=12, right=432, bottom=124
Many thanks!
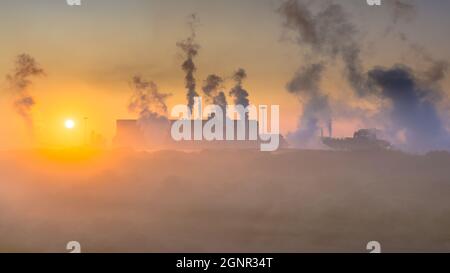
left=0, top=149, right=450, bottom=253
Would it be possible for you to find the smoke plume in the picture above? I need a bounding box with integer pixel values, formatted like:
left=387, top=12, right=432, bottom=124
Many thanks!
left=279, top=0, right=450, bottom=152
left=368, top=65, right=449, bottom=152
left=6, top=54, right=45, bottom=131
left=229, top=68, right=250, bottom=108
left=278, top=0, right=366, bottom=96
left=278, top=0, right=357, bottom=146
left=406, top=42, right=450, bottom=85
left=129, top=76, right=171, bottom=117
left=177, top=14, right=200, bottom=112
left=202, top=74, right=227, bottom=111
left=389, top=0, right=417, bottom=25
left=286, top=63, right=331, bottom=147
left=128, top=76, right=171, bottom=144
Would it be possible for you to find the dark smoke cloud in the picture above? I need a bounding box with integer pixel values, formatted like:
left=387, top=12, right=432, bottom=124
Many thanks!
left=342, top=45, right=367, bottom=96
left=128, top=76, right=171, bottom=144
left=202, top=74, right=227, bottom=111
left=286, top=63, right=331, bottom=147
left=279, top=1, right=360, bottom=70
left=278, top=0, right=367, bottom=95
left=368, top=65, right=449, bottom=152
left=213, top=91, right=228, bottom=112
left=366, top=16, right=450, bottom=153
left=233, top=68, right=247, bottom=85
left=407, top=42, right=449, bottom=85
left=129, top=76, right=171, bottom=117
left=279, top=0, right=450, bottom=152
left=6, top=54, right=45, bottom=131
left=423, top=61, right=449, bottom=84
left=279, top=0, right=362, bottom=146
left=287, top=63, right=324, bottom=96
left=389, top=0, right=417, bottom=25
left=177, top=14, right=200, bottom=112
left=229, top=68, right=250, bottom=108
left=202, top=74, right=222, bottom=98
left=385, top=19, right=449, bottom=147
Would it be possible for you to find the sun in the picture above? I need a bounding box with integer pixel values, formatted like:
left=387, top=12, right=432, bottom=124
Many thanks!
left=65, top=119, right=75, bottom=129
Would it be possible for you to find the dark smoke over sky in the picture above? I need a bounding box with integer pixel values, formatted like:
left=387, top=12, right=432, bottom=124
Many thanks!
left=202, top=74, right=227, bottom=111
left=368, top=65, right=449, bottom=152
left=278, top=0, right=366, bottom=96
left=6, top=54, right=45, bottom=133
left=279, top=0, right=450, bottom=152
left=229, top=68, right=250, bottom=109
left=286, top=63, right=330, bottom=147
left=177, top=14, right=200, bottom=112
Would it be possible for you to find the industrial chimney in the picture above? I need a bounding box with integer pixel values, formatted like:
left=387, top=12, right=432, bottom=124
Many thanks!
left=328, top=118, right=333, bottom=138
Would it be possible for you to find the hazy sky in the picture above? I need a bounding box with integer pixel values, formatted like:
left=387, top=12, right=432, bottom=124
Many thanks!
left=0, top=0, right=449, bottom=149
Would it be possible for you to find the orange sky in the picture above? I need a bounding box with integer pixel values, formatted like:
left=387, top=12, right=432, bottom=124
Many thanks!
left=0, top=0, right=449, bottom=149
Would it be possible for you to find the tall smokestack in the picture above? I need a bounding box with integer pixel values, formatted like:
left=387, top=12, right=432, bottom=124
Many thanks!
left=328, top=118, right=333, bottom=138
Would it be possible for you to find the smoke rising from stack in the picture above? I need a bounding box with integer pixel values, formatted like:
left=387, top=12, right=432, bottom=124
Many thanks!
left=278, top=0, right=349, bottom=146
left=128, top=76, right=171, bottom=117
left=6, top=54, right=45, bottom=133
left=286, top=63, right=331, bottom=147
left=177, top=14, right=200, bottom=112
left=202, top=74, right=222, bottom=98
left=229, top=68, right=250, bottom=109
left=202, top=74, right=227, bottom=111
left=128, top=76, right=171, bottom=143
left=213, top=91, right=228, bottom=112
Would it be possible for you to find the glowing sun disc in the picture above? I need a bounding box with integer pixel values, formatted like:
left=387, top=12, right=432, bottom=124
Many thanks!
left=65, top=119, right=75, bottom=129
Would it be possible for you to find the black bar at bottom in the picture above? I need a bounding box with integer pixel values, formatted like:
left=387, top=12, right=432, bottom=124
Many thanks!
left=0, top=253, right=446, bottom=272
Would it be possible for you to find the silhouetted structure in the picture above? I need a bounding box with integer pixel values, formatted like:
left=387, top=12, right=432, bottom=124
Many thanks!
left=113, top=120, right=147, bottom=148
left=113, top=118, right=287, bottom=150
left=322, top=129, right=392, bottom=151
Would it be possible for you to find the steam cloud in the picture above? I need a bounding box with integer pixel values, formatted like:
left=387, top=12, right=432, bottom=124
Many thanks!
left=229, top=68, right=250, bottom=109
left=6, top=54, right=45, bottom=132
left=177, top=14, right=200, bottom=112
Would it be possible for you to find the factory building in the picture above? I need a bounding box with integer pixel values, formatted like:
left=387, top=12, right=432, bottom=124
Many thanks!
left=113, top=118, right=286, bottom=150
